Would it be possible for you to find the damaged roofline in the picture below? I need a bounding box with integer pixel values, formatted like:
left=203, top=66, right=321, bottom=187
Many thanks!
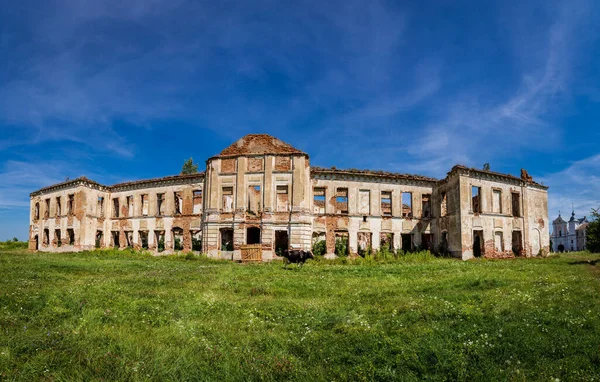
left=30, top=173, right=206, bottom=197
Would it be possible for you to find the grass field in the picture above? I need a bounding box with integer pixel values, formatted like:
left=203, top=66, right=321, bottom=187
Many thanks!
left=1, top=248, right=599, bottom=381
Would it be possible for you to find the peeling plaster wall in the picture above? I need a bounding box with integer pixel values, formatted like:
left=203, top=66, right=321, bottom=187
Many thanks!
left=29, top=136, right=548, bottom=262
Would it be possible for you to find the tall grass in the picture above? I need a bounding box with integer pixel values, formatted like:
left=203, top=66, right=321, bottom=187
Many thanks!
left=1, top=247, right=599, bottom=381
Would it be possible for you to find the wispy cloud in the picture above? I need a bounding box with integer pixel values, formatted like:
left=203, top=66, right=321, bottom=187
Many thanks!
left=540, top=154, right=600, bottom=221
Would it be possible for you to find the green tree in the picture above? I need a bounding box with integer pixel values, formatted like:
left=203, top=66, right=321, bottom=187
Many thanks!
left=587, top=207, right=600, bottom=253
left=181, top=158, right=199, bottom=174
left=483, top=163, right=491, bottom=171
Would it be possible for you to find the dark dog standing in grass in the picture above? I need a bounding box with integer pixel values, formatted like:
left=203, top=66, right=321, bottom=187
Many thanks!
left=282, top=249, right=314, bottom=269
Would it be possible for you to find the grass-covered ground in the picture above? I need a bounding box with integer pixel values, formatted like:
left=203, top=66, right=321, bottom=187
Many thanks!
left=1, top=248, right=599, bottom=381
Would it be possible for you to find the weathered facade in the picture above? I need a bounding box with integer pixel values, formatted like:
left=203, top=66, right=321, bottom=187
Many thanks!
left=29, top=134, right=550, bottom=260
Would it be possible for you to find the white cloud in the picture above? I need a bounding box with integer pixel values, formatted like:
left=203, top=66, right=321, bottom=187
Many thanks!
left=540, top=154, right=600, bottom=221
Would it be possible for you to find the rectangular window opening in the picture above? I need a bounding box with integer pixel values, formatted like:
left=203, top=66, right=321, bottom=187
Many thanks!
left=313, top=188, right=326, bottom=214
left=141, top=194, right=148, bottom=216
left=402, top=192, right=413, bottom=218
left=222, top=187, right=233, bottom=213
left=381, top=191, right=392, bottom=217
left=97, top=197, right=104, bottom=218
left=493, top=189, right=502, bottom=214
left=193, top=190, right=203, bottom=214
left=472, top=186, right=482, bottom=213
left=422, top=194, right=431, bottom=218
left=157, top=193, right=165, bottom=216
left=174, top=192, right=182, bottom=215
left=44, top=199, right=50, bottom=218
left=56, top=197, right=61, bottom=216
left=67, top=228, right=75, bottom=245
left=247, top=185, right=261, bottom=214
left=494, top=231, right=504, bottom=252
left=67, top=194, right=74, bottom=215
left=276, top=185, right=289, bottom=212
left=127, top=196, right=134, bottom=217
left=336, top=188, right=348, bottom=214
left=220, top=228, right=233, bottom=251
left=54, top=229, right=61, bottom=247
left=441, top=192, right=447, bottom=217
left=380, top=232, right=394, bottom=251
left=113, top=198, right=120, bottom=218
left=512, top=193, right=521, bottom=217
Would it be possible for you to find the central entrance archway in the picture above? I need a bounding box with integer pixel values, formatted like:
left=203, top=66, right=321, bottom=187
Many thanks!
left=247, top=227, right=261, bottom=245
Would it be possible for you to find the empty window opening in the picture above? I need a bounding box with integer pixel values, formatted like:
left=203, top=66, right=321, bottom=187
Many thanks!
left=381, top=191, right=392, bottom=216
left=157, top=193, right=166, bottom=216
left=172, top=227, right=183, bottom=251
left=313, top=188, right=326, bottom=214
left=422, top=194, right=431, bottom=218
left=247, top=185, right=261, bottom=214
left=493, top=189, right=502, bottom=214
left=111, top=231, right=120, bottom=248
left=67, top=229, right=75, bottom=245
left=276, top=185, right=289, bottom=212
left=139, top=231, right=149, bottom=249
left=494, top=231, right=504, bottom=252
left=275, top=230, right=289, bottom=257
left=380, top=233, right=394, bottom=251
left=222, top=187, right=233, bottom=213
left=441, top=192, right=447, bottom=217
left=141, top=195, right=149, bottom=216
left=34, top=235, right=39, bottom=250
left=95, top=231, right=103, bottom=248
left=357, top=232, right=372, bottom=257
left=401, top=233, right=413, bottom=252
left=472, top=187, right=482, bottom=213
left=193, top=190, right=203, bottom=214
left=192, top=231, right=202, bottom=251
left=312, top=232, right=326, bottom=256
left=125, top=231, right=133, bottom=248
left=512, top=231, right=523, bottom=256
left=358, top=190, right=370, bottom=215
left=334, top=231, right=349, bottom=257
left=56, top=197, right=61, bottom=216
left=155, top=231, right=165, bottom=252
left=220, top=228, right=233, bottom=251
left=34, top=203, right=40, bottom=220
left=67, top=194, right=74, bottom=215
left=421, top=233, right=433, bottom=251
left=441, top=231, right=449, bottom=254
left=97, top=197, right=104, bottom=218
left=402, top=193, right=413, bottom=218
left=127, top=196, right=134, bottom=217
left=54, top=229, right=61, bottom=247
left=512, top=193, right=521, bottom=217
left=174, top=192, right=182, bottom=215
left=113, top=198, right=120, bottom=218
left=246, top=227, right=261, bottom=245
left=336, top=188, right=348, bottom=214
left=363, top=215, right=367, bottom=223
left=44, top=199, right=50, bottom=218
left=43, top=229, right=49, bottom=246
left=473, top=230, right=484, bottom=257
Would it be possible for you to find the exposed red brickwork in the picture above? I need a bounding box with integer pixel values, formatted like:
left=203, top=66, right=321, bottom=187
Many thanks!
left=275, top=156, right=291, bottom=171
left=247, top=157, right=264, bottom=172
left=216, top=134, right=306, bottom=157
left=221, top=159, right=236, bottom=173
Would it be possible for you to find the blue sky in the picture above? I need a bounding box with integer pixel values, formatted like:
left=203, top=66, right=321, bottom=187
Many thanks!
left=1, top=0, right=599, bottom=240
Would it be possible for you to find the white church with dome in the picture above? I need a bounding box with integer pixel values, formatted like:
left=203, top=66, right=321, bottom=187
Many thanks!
left=551, top=210, right=589, bottom=252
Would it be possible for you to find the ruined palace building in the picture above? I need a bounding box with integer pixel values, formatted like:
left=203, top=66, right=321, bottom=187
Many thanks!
left=29, top=134, right=550, bottom=260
